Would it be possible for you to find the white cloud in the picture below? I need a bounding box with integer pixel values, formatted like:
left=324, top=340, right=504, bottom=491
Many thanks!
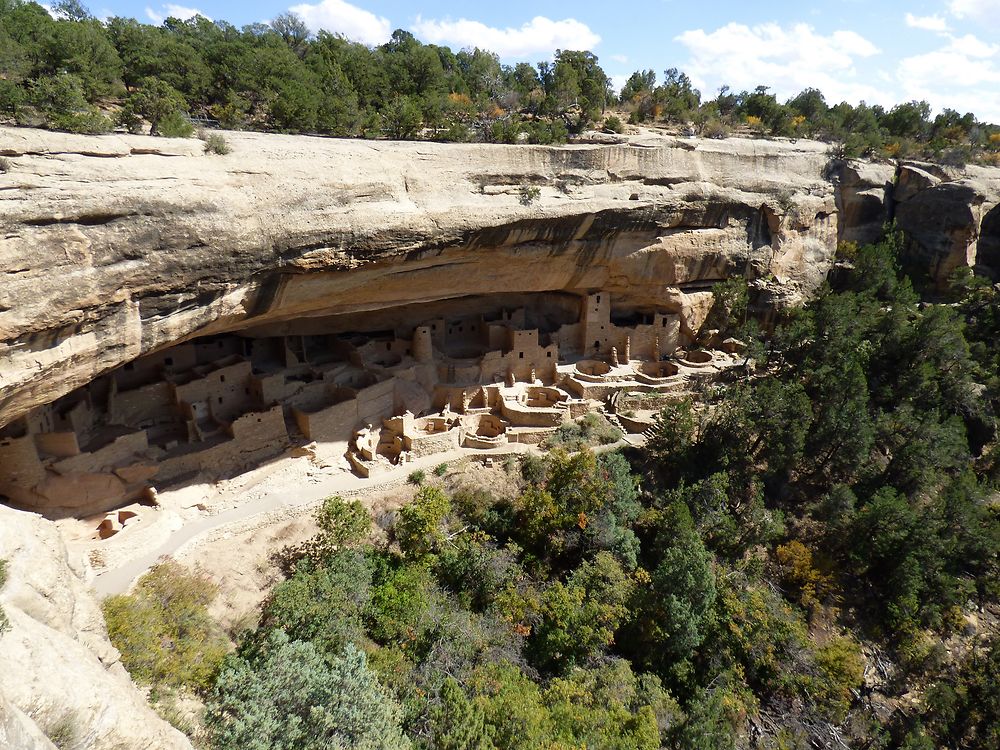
left=610, top=74, right=630, bottom=94
left=289, top=0, right=391, bottom=46
left=897, top=33, right=1000, bottom=121
left=610, top=54, right=629, bottom=64
left=949, top=0, right=1000, bottom=25
left=675, top=22, right=888, bottom=106
left=411, top=15, right=600, bottom=59
left=905, top=13, right=950, bottom=32
left=145, top=4, right=209, bottom=24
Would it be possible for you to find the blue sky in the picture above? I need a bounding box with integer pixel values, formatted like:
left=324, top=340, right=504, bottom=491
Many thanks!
left=83, top=0, right=1000, bottom=122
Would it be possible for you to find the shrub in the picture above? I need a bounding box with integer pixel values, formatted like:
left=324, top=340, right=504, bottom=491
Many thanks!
left=702, top=119, right=730, bottom=139
left=258, top=550, right=373, bottom=654
left=316, top=495, right=370, bottom=548
left=776, top=540, right=831, bottom=611
left=408, top=469, right=426, bottom=486
left=518, top=185, right=541, bottom=206
left=119, top=78, right=191, bottom=137
left=836, top=240, right=859, bottom=261
left=811, top=636, right=864, bottom=721
left=542, top=413, right=622, bottom=451
left=434, top=462, right=449, bottom=477
left=276, top=495, right=372, bottom=573
left=27, top=704, right=79, bottom=750
left=157, top=110, right=194, bottom=138
left=102, top=561, right=228, bottom=690
left=206, top=632, right=409, bottom=750
left=396, top=484, right=451, bottom=557
left=202, top=131, right=231, bottom=155
left=603, top=115, right=624, bottom=134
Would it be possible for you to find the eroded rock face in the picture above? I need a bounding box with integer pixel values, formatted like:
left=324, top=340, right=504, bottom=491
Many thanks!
left=2, top=128, right=998, bottom=436
left=0, top=505, right=192, bottom=749
left=0, top=127, right=840, bottom=431
left=830, top=160, right=896, bottom=247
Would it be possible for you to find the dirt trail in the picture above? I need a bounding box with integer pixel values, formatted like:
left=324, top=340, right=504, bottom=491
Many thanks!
left=92, top=444, right=531, bottom=596
left=92, top=430, right=644, bottom=597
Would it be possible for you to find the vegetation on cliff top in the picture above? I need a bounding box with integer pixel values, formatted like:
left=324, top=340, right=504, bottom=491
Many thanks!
left=104, top=233, right=1000, bottom=747
left=1, top=0, right=999, bottom=164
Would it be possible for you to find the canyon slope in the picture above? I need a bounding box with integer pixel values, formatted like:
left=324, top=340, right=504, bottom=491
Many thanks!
left=1, top=127, right=999, bottom=747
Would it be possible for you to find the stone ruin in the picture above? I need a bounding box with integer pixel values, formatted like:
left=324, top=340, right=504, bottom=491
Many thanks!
left=0, top=292, right=742, bottom=518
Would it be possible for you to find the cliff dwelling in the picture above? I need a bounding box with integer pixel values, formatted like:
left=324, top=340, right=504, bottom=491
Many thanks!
left=0, top=290, right=741, bottom=520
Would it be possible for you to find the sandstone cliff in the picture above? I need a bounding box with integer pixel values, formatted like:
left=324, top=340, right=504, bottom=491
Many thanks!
left=832, top=158, right=1000, bottom=281
left=0, top=127, right=841, bottom=431
left=2, top=127, right=998, bottom=431
left=0, top=505, right=192, bottom=749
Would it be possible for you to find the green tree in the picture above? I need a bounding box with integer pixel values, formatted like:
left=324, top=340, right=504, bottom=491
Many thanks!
left=270, top=11, right=309, bottom=56
left=119, top=77, right=191, bottom=135
left=102, top=561, right=228, bottom=690
left=428, top=677, right=495, bottom=750
left=529, top=552, right=634, bottom=673
left=382, top=95, right=422, bottom=139
left=207, top=632, right=410, bottom=750
left=637, top=503, right=716, bottom=676
left=258, top=550, right=372, bottom=654
left=396, top=484, right=451, bottom=557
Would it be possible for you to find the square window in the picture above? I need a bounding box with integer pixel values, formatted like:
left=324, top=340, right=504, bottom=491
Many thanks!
left=519, top=352, right=524, bottom=359
left=546, top=352, right=552, bottom=358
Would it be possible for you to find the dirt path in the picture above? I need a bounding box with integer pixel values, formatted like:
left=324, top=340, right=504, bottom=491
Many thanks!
left=91, top=427, right=645, bottom=598
left=92, top=443, right=532, bottom=597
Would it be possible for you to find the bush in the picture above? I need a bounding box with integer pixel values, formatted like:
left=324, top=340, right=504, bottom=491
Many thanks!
left=603, top=115, right=624, bottom=133
left=276, top=495, right=372, bottom=573
left=702, top=119, right=730, bottom=139
left=119, top=78, right=191, bottom=136
left=518, top=185, right=541, bottom=205
left=396, top=484, right=451, bottom=557
left=206, top=632, right=409, bottom=750
left=408, top=469, right=426, bottom=486
left=102, top=561, right=228, bottom=690
left=27, top=704, right=79, bottom=750
left=316, top=495, right=370, bottom=547
left=542, top=413, right=622, bottom=451
left=258, top=550, right=373, bottom=654
left=202, top=131, right=231, bottom=155
left=157, top=110, right=194, bottom=138
left=434, top=462, right=449, bottom=477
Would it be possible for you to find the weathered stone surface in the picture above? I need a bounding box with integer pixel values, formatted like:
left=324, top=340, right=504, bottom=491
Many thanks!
left=829, top=157, right=1000, bottom=284
left=830, top=160, right=896, bottom=247
left=0, top=127, right=841, bottom=430
left=894, top=163, right=941, bottom=204
left=2, top=127, right=999, bottom=428
left=895, top=180, right=991, bottom=282
left=892, top=161, right=1000, bottom=283
left=0, top=505, right=192, bottom=749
